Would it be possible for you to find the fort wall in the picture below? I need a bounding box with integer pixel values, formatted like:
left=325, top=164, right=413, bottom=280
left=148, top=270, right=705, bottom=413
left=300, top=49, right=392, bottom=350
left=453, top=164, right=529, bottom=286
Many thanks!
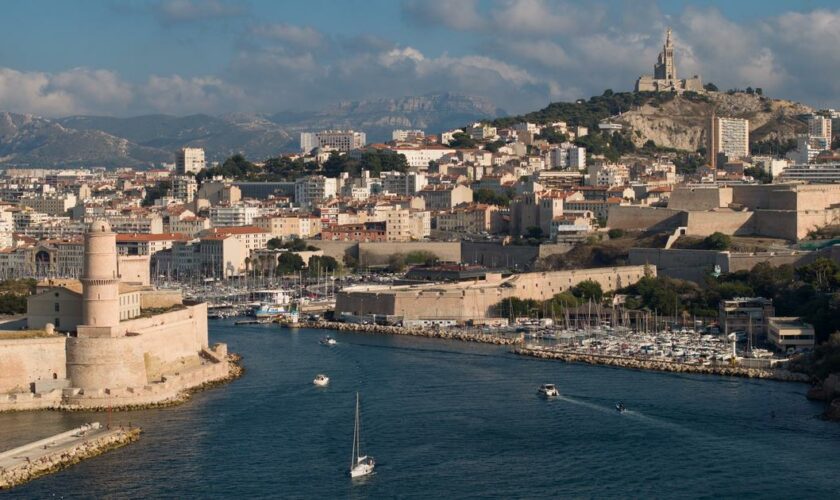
left=0, top=337, right=67, bottom=394
left=607, top=206, right=685, bottom=232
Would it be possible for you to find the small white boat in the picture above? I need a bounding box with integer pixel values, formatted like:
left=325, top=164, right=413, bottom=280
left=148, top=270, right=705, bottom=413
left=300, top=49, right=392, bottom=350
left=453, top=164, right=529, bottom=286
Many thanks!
left=313, top=374, right=330, bottom=386
left=616, top=402, right=626, bottom=413
left=350, top=392, right=375, bottom=478
left=320, top=336, right=337, bottom=346
left=537, top=383, right=559, bottom=398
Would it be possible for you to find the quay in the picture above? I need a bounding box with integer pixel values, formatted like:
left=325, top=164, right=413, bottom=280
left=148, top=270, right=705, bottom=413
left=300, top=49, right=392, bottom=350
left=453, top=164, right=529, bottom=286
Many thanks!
left=280, top=320, right=523, bottom=346
left=513, top=346, right=810, bottom=382
left=0, top=423, right=141, bottom=490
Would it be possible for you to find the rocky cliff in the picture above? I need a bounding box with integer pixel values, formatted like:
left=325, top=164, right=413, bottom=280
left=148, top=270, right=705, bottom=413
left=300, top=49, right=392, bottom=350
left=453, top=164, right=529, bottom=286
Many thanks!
left=616, top=92, right=812, bottom=151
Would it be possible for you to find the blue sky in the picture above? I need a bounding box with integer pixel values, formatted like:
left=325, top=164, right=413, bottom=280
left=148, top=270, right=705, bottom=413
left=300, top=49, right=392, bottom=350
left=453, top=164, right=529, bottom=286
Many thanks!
left=1, top=0, right=838, bottom=117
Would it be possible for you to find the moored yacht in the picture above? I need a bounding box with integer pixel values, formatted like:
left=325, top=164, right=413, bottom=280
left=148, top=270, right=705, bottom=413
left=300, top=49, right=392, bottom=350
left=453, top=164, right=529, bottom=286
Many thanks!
left=313, top=374, right=330, bottom=386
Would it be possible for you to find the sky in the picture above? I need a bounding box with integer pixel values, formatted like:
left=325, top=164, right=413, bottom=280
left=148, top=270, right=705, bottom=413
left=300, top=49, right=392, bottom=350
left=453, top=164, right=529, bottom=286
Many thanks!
left=0, top=0, right=838, bottom=118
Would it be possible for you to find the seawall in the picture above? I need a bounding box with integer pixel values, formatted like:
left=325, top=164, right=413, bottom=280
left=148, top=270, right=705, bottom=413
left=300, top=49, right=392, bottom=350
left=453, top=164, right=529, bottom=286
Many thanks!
left=0, top=423, right=141, bottom=490
left=513, top=347, right=810, bottom=382
left=283, top=320, right=523, bottom=345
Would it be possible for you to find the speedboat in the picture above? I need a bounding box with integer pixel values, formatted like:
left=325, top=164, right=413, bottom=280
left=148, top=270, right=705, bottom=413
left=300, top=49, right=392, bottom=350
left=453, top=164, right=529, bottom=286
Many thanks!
left=320, top=336, right=337, bottom=346
left=537, top=383, right=559, bottom=398
left=313, top=374, right=330, bottom=386
left=615, top=402, right=626, bottom=413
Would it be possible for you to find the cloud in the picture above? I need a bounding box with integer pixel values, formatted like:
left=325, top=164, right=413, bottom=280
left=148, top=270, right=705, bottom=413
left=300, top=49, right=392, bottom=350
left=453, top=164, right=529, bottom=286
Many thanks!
left=250, top=23, right=324, bottom=49
left=0, top=67, right=133, bottom=116
left=151, top=0, right=246, bottom=24
left=139, top=75, right=245, bottom=114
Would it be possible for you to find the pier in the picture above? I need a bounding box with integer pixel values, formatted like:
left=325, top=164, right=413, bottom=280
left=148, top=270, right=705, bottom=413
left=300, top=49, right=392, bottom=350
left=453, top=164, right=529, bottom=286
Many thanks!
left=513, top=346, right=810, bottom=382
left=0, top=423, right=141, bottom=490
left=282, top=320, right=523, bottom=345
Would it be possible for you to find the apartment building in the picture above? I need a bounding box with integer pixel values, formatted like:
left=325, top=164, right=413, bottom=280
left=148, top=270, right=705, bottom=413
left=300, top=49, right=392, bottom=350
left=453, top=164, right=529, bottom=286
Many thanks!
left=713, top=117, right=750, bottom=161
left=176, top=147, right=206, bottom=175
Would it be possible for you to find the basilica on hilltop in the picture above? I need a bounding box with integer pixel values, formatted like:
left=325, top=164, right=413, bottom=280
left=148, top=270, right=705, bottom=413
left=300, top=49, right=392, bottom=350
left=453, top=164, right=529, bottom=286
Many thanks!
left=635, top=28, right=703, bottom=93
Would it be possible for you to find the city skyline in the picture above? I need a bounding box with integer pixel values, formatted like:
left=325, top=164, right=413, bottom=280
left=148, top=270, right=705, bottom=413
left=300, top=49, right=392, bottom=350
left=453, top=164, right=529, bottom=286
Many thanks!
left=1, top=0, right=839, bottom=118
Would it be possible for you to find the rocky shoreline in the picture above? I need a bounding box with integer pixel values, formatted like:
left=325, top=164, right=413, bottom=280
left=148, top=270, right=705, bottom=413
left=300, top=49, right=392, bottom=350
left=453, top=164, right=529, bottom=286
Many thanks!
left=0, top=426, right=141, bottom=490
left=513, top=347, right=811, bottom=382
left=283, top=320, right=523, bottom=345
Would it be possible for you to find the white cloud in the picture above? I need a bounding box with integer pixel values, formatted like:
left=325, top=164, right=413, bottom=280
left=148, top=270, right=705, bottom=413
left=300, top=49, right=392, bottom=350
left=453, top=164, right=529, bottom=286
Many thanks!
left=0, top=67, right=133, bottom=116
left=140, top=75, right=245, bottom=114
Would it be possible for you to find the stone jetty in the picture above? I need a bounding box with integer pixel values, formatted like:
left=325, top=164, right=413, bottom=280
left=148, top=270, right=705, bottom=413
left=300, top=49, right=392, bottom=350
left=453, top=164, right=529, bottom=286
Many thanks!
left=513, top=347, right=810, bottom=382
left=0, top=423, right=141, bottom=490
left=282, top=320, right=523, bottom=346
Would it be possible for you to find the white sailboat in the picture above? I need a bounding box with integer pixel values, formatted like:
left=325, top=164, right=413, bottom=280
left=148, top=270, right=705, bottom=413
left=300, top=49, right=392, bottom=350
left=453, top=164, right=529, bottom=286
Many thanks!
left=350, top=392, right=375, bottom=478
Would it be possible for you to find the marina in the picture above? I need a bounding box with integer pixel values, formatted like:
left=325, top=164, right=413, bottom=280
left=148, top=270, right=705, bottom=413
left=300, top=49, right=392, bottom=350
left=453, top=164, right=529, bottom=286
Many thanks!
left=3, top=322, right=837, bottom=498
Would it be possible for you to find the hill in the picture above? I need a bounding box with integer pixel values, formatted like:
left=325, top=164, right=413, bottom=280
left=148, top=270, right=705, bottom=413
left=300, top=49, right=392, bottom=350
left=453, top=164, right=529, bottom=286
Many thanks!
left=493, top=90, right=812, bottom=152
left=0, top=112, right=170, bottom=167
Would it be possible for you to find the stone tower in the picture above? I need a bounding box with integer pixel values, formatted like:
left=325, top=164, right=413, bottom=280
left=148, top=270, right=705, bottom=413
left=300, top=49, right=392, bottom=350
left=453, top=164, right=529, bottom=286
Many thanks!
left=654, top=28, right=676, bottom=81
left=80, top=219, right=120, bottom=329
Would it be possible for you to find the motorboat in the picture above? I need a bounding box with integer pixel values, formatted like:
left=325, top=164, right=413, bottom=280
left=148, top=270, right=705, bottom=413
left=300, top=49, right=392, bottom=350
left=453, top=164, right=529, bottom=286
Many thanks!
left=537, top=383, right=559, bottom=398
left=320, top=336, right=337, bottom=346
left=313, top=374, right=330, bottom=386
left=616, top=402, right=626, bottom=413
left=350, top=392, right=375, bottom=478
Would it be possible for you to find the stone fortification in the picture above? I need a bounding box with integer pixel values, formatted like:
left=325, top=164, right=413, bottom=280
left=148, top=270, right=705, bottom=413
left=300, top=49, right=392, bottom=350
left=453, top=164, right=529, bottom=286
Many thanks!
left=610, top=184, right=840, bottom=241
left=0, top=219, right=235, bottom=412
left=336, top=265, right=652, bottom=321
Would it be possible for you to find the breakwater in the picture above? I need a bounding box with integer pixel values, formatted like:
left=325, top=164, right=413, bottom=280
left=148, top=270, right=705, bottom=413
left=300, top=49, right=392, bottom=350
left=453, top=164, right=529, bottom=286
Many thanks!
left=283, top=321, right=523, bottom=346
left=0, top=423, right=141, bottom=490
left=513, top=347, right=811, bottom=382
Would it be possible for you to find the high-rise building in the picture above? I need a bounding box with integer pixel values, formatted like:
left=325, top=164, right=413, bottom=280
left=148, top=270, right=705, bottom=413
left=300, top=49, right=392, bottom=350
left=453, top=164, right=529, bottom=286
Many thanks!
left=808, top=115, right=832, bottom=142
left=712, top=117, right=750, bottom=162
left=175, top=147, right=206, bottom=175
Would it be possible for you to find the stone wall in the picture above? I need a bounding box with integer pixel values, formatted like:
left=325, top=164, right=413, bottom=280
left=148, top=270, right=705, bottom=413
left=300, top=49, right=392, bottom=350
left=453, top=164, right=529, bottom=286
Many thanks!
left=461, top=241, right=542, bottom=270
left=140, top=290, right=183, bottom=309
left=683, top=210, right=755, bottom=236
left=629, top=248, right=814, bottom=283
left=306, top=240, right=358, bottom=262
left=607, top=206, right=685, bottom=232
left=668, top=186, right=731, bottom=211
left=0, top=336, right=67, bottom=394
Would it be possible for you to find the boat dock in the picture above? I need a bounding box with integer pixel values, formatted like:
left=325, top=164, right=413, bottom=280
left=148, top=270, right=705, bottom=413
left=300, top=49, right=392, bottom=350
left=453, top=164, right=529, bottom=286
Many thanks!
left=0, top=423, right=141, bottom=490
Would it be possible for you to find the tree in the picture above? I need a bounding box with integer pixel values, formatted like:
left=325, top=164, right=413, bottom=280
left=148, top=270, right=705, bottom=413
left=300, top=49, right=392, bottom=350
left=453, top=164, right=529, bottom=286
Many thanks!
left=483, top=139, right=506, bottom=152
left=525, top=226, right=544, bottom=239
left=308, top=255, right=340, bottom=275
left=405, top=250, right=439, bottom=266
left=704, top=82, right=719, bottom=92
left=448, top=132, right=477, bottom=149
left=703, top=232, right=732, bottom=250
left=267, top=237, right=284, bottom=250
left=141, top=180, right=171, bottom=207
left=387, top=253, right=406, bottom=273
left=536, top=128, right=568, bottom=144
left=572, top=280, right=603, bottom=301
left=474, top=188, right=511, bottom=207
left=607, top=228, right=625, bottom=239
left=276, top=253, right=305, bottom=275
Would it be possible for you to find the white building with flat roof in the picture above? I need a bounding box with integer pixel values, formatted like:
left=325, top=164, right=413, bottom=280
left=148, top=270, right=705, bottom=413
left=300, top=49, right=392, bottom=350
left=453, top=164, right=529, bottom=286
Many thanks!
left=176, top=147, right=206, bottom=175
left=713, top=117, right=750, bottom=161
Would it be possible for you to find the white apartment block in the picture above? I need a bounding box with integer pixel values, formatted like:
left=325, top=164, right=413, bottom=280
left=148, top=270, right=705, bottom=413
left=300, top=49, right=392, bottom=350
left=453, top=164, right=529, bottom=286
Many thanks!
left=176, top=147, right=206, bottom=175
left=392, top=129, right=425, bottom=142
left=108, top=214, right=164, bottom=234
left=209, top=205, right=260, bottom=227
left=546, top=144, right=586, bottom=170
left=302, top=130, right=367, bottom=153
left=380, top=171, right=428, bottom=195
left=295, top=176, right=338, bottom=207
left=788, top=135, right=830, bottom=164
left=171, top=175, right=198, bottom=203
left=19, top=193, right=77, bottom=216
left=466, top=123, right=498, bottom=141
left=808, top=115, right=832, bottom=142
left=713, top=117, right=750, bottom=161
left=394, top=146, right=457, bottom=169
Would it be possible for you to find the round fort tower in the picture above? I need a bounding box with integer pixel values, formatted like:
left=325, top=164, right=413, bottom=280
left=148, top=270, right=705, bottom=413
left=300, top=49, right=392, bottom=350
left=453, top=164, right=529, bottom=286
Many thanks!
left=80, top=219, right=120, bottom=328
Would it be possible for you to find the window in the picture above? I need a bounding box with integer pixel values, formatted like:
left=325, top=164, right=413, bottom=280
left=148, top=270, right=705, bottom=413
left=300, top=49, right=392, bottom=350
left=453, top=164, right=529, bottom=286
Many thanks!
left=54, top=318, right=60, bottom=328
left=54, top=302, right=60, bottom=312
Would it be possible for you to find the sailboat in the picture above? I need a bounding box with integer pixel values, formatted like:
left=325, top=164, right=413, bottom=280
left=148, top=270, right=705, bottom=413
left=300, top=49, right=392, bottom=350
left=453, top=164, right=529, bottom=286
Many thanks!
left=350, top=392, right=375, bottom=478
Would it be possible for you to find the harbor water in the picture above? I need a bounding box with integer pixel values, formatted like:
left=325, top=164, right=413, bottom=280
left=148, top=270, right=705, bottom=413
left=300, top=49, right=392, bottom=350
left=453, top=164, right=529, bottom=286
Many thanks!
left=2, top=321, right=839, bottom=498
